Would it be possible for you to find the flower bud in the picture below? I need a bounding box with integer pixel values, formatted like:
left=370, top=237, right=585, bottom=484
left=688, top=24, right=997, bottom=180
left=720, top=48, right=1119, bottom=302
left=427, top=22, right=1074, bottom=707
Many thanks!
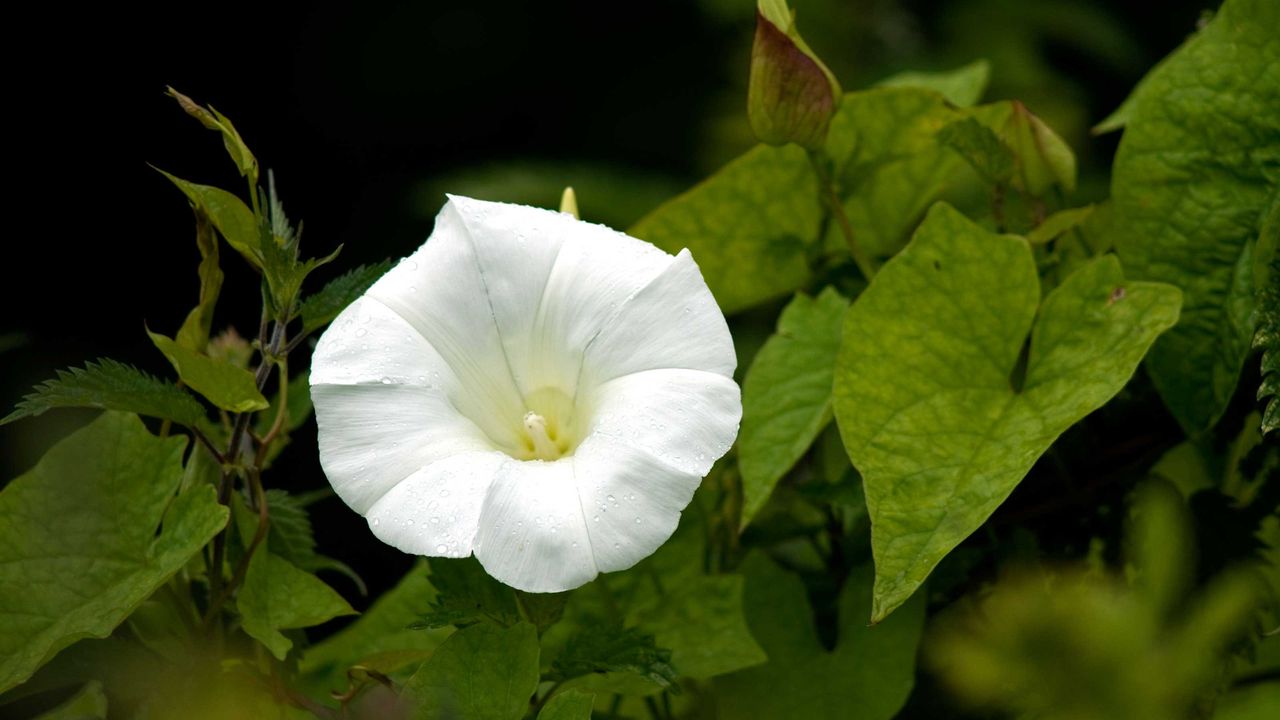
left=1005, top=101, right=1076, bottom=196
left=748, top=0, right=842, bottom=150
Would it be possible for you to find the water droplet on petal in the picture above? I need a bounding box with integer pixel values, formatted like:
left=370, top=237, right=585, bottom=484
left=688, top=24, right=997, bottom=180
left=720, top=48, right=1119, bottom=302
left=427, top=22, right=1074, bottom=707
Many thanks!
left=355, top=328, right=368, bottom=338
left=431, top=516, right=439, bottom=524
left=435, top=544, right=447, bottom=553
left=380, top=377, right=391, bottom=384
left=634, top=517, right=641, bottom=524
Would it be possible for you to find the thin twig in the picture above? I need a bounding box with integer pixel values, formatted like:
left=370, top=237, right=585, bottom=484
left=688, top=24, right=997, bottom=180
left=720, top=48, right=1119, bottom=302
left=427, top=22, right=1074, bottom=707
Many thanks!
left=808, top=150, right=878, bottom=281
left=203, top=469, right=270, bottom=627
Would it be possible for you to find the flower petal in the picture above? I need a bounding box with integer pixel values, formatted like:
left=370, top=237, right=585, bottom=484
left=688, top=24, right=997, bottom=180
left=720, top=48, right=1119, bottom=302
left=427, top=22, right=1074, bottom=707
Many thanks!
left=366, top=202, right=527, bottom=442
left=312, top=383, right=492, bottom=514
left=585, top=368, right=742, bottom=477
left=583, top=249, right=736, bottom=384
left=447, top=195, right=677, bottom=397
left=572, top=433, right=703, bottom=573
left=364, top=450, right=507, bottom=558
left=473, top=459, right=598, bottom=592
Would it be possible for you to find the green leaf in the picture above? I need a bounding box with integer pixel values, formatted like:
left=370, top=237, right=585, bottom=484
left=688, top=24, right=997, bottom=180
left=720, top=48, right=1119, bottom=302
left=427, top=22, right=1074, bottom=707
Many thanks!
left=1026, top=205, right=1096, bottom=245
left=1, top=358, right=206, bottom=427
left=166, top=87, right=258, bottom=183
left=413, top=557, right=521, bottom=630
left=537, top=689, right=595, bottom=720
left=155, top=169, right=261, bottom=268
left=876, top=59, right=992, bottom=107
left=32, top=680, right=107, bottom=720
left=627, top=574, right=767, bottom=679
left=739, top=288, right=849, bottom=528
left=630, top=143, right=819, bottom=314
left=403, top=622, right=540, bottom=720
left=298, top=260, right=393, bottom=335
left=257, top=489, right=358, bottom=592
left=148, top=330, right=269, bottom=413
left=299, top=561, right=451, bottom=696
left=1112, top=0, right=1280, bottom=433
left=1255, top=190, right=1279, bottom=435
left=237, top=549, right=356, bottom=660
left=515, top=590, right=569, bottom=635
left=175, top=210, right=224, bottom=353
left=823, top=87, right=972, bottom=259
left=549, top=624, right=679, bottom=692
left=936, top=115, right=1015, bottom=186
left=715, top=555, right=925, bottom=720
left=0, top=412, right=228, bottom=692
left=833, top=204, right=1182, bottom=621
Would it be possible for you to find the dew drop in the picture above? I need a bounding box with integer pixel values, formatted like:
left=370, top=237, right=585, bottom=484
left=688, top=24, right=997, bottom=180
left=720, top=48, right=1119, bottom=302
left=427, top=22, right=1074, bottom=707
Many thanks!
left=593, top=515, right=600, bottom=523
left=408, top=260, right=419, bottom=270
left=372, top=518, right=380, bottom=527
left=380, top=377, right=391, bottom=384
left=613, top=542, right=621, bottom=549
left=431, top=516, right=439, bottom=524
left=634, top=517, right=642, bottom=524
left=355, top=328, right=368, bottom=338
left=435, top=544, right=447, bottom=553
left=440, top=489, right=450, bottom=497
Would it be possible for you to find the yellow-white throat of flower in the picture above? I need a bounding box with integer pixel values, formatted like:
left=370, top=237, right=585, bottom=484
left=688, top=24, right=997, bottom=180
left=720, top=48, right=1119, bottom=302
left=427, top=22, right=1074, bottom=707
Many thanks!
left=517, top=387, right=580, bottom=460
left=310, top=194, right=742, bottom=593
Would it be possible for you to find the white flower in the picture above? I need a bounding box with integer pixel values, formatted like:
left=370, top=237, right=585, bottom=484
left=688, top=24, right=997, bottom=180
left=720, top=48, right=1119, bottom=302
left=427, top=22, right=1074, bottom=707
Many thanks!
left=310, top=195, right=741, bottom=592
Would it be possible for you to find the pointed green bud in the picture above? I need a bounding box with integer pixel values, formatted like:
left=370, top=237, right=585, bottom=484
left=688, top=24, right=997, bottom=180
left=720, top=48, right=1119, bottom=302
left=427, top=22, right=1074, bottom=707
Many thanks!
left=1004, top=101, right=1076, bottom=196
left=748, top=0, right=842, bottom=150
left=166, top=86, right=259, bottom=185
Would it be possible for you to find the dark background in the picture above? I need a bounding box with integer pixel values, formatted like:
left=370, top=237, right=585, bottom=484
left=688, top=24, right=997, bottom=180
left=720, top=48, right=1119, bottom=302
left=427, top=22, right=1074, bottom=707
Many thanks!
left=1, top=0, right=1211, bottom=609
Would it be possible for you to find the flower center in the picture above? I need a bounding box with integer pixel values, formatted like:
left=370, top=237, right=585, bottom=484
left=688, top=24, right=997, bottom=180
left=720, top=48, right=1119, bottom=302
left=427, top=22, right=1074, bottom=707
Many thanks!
left=513, top=386, right=583, bottom=461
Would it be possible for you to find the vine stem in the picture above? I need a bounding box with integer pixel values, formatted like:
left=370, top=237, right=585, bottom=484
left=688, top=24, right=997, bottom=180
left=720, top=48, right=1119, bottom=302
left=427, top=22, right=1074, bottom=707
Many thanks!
left=807, top=150, right=878, bottom=281
left=206, top=317, right=288, bottom=628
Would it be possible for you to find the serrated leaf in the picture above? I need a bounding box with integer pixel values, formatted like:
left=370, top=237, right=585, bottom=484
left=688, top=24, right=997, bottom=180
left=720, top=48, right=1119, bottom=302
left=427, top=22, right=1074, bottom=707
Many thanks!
left=148, top=330, right=268, bottom=413
left=299, top=561, right=451, bottom=696
left=715, top=555, right=924, bottom=720
left=537, top=689, right=595, bottom=720
left=237, top=548, right=356, bottom=660
left=876, top=59, right=991, bottom=107
left=298, top=260, right=393, bottom=335
left=549, top=625, right=679, bottom=692
left=739, top=288, right=849, bottom=528
left=175, top=210, right=223, bottom=353
left=0, top=413, right=228, bottom=692
left=155, top=169, right=261, bottom=268
left=1, top=358, right=206, bottom=427
left=630, top=144, right=819, bottom=314
left=403, top=622, right=540, bottom=720
left=413, top=557, right=521, bottom=630
left=1255, top=190, right=1279, bottom=435
left=1112, top=0, right=1280, bottom=433
left=833, top=204, right=1182, bottom=621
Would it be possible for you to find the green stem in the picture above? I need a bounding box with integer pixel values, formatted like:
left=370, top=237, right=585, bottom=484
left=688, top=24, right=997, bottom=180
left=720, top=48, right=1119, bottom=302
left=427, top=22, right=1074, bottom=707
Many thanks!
left=808, top=150, right=877, bottom=281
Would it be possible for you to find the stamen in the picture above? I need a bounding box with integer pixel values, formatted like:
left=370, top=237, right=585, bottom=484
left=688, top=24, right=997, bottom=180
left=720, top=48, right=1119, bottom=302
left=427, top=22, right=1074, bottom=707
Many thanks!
left=523, top=411, right=561, bottom=460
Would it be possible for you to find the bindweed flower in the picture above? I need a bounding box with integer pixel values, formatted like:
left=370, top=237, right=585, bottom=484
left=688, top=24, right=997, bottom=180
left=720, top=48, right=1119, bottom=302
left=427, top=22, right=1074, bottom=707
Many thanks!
left=310, top=196, right=741, bottom=592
